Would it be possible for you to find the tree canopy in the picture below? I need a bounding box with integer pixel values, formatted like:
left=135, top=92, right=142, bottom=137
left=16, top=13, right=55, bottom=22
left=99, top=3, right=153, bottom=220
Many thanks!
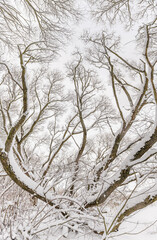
left=0, top=0, right=157, bottom=239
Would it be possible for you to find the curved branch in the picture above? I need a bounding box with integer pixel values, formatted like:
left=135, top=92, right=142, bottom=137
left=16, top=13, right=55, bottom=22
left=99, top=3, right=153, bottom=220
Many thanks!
left=5, top=47, right=28, bottom=153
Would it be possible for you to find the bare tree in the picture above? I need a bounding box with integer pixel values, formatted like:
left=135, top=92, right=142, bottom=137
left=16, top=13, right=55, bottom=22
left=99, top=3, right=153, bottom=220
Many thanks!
left=0, top=0, right=157, bottom=239
left=88, top=0, right=156, bottom=27
left=0, top=0, right=79, bottom=53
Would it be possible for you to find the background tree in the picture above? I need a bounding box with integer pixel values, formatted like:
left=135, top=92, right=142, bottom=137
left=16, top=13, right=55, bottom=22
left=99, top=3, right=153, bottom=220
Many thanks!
left=0, top=0, right=157, bottom=239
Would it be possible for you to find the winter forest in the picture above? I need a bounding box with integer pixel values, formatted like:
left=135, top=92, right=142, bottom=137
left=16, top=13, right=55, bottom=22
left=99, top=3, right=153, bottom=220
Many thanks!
left=0, top=0, right=157, bottom=239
